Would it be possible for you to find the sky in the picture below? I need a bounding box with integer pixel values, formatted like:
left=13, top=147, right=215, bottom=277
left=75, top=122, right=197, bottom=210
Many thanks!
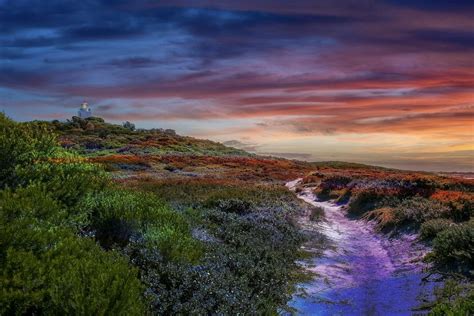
left=1, top=0, right=473, bottom=172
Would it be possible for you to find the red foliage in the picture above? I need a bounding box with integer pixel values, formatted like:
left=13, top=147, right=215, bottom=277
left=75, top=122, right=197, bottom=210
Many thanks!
left=89, top=154, right=148, bottom=165
left=430, top=190, right=474, bottom=203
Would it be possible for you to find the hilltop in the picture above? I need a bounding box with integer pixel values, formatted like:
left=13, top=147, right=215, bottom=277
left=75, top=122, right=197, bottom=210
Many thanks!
left=48, top=116, right=248, bottom=157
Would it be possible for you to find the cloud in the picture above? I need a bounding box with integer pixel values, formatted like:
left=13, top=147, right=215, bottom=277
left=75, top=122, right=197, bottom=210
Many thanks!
left=1, top=0, right=473, bottom=171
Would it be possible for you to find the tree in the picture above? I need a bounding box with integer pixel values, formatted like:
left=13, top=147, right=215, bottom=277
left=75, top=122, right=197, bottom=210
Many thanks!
left=123, top=121, right=136, bottom=131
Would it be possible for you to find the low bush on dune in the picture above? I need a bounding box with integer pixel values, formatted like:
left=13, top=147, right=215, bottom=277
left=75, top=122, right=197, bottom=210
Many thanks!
left=392, top=197, right=451, bottom=228
left=363, top=207, right=397, bottom=231
left=130, top=177, right=299, bottom=212
left=0, top=183, right=145, bottom=315
left=309, top=206, right=325, bottom=221
left=429, top=279, right=474, bottom=315
left=348, top=190, right=385, bottom=215
left=420, top=219, right=455, bottom=240
left=335, top=188, right=352, bottom=204
left=428, top=222, right=474, bottom=274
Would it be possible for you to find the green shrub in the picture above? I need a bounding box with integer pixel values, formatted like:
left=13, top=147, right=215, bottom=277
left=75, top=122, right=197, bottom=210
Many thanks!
left=394, top=197, right=450, bottom=225
left=0, top=234, right=145, bottom=315
left=0, top=185, right=145, bottom=315
left=309, top=206, right=325, bottom=221
left=81, top=188, right=183, bottom=230
left=348, top=190, right=383, bottom=215
left=15, top=161, right=108, bottom=208
left=429, top=280, right=474, bottom=315
left=80, top=188, right=202, bottom=262
left=144, top=225, right=203, bottom=263
left=448, top=200, right=473, bottom=222
left=213, top=198, right=253, bottom=215
left=0, top=114, right=57, bottom=188
left=430, top=223, right=474, bottom=273
left=420, top=219, right=454, bottom=240
left=0, top=185, right=84, bottom=258
left=0, top=184, right=67, bottom=227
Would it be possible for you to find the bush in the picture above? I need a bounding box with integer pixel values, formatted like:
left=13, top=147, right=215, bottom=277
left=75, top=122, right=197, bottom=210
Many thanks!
left=430, top=223, right=474, bottom=273
left=144, top=225, right=203, bottom=264
left=314, top=188, right=331, bottom=201
left=0, top=185, right=145, bottom=315
left=420, top=219, right=454, bottom=240
left=214, top=198, right=253, bottom=215
left=123, top=121, right=136, bottom=131
left=0, top=234, right=145, bottom=315
left=0, top=114, right=57, bottom=188
left=309, top=206, right=325, bottom=221
left=15, top=160, right=108, bottom=208
left=393, top=197, right=450, bottom=226
left=80, top=188, right=202, bottom=262
left=429, top=280, right=474, bottom=315
left=363, top=207, right=397, bottom=231
left=348, top=190, right=383, bottom=215
left=319, top=175, right=352, bottom=190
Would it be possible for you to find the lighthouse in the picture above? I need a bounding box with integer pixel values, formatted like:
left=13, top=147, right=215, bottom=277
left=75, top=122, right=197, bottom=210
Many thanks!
left=78, top=102, right=92, bottom=119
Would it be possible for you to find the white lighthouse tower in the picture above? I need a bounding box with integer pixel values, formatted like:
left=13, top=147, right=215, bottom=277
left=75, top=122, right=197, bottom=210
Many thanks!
left=78, top=102, right=92, bottom=119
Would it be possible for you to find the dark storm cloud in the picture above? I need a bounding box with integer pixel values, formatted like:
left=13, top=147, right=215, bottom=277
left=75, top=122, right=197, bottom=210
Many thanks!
left=0, top=0, right=473, bottom=149
left=64, top=23, right=145, bottom=40
left=107, top=57, right=157, bottom=68
left=409, top=30, right=474, bottom=50
left=386, top=0, right=474, bottom=11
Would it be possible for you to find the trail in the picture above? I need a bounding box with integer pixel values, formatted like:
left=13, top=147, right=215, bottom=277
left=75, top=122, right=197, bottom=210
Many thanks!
left=286, top=179, right=438, bottom=315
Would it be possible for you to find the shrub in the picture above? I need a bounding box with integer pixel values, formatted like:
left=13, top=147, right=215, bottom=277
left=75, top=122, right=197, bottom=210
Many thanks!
left=0, top=182, right=146, bottom=315
left=309, top=206, right=325, bottom=221
left=363, top=207, right=397, bottom=231
left=348, top=190, right=383, bottom=215
left=0, top=188, right=65, bottom=258
left=420, top=219, right=454, bottom=240
left=144, top=225, right=203, bottom=264
left=393, top=197, right=450, bottom=226
left=429, top=280, right=474, bottom=315
left=127, top=242, right=257, bottom=315
left=0, top=234, right=145, bottom=315
left=80, top=188, right=202, bottom=262
left=335, top=189, right=352, bottom=204
left=0, top=114, right=57, bottom=188
left=213, top=198, right=253, bottom=215
left=123, top=121, right=136, bottom=131
left=314, top=188, right=333, bottom=201
left=430, top=223, right=474, bottom=273
left=15, top=160, right=108, bottom=208
left=81, top=188, right=170, bottom=228
left=319, top=175, right=352, bottom=190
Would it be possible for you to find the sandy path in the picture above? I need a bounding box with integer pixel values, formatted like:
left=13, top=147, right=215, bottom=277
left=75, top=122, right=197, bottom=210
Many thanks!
left=286, top=179, right=438, bottom=315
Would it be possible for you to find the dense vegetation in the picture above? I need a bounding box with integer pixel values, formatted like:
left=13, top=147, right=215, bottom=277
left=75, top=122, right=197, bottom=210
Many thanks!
left=2, top=114, right=472, bottom=314
left=49, top=116, right=248, bottom=157
left=0, top=114, right=308, bottom=314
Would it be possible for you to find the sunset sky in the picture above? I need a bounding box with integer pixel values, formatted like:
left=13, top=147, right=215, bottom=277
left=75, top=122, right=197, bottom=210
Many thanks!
left=1, top=0, right=473, bottom=171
